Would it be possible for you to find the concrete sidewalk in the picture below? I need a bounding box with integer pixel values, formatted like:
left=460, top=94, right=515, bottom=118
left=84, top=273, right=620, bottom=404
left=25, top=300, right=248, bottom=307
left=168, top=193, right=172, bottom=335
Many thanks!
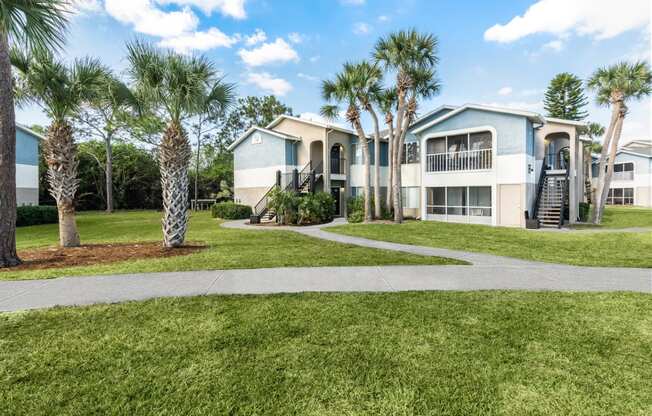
left=1, top=264, right=650, bottom=312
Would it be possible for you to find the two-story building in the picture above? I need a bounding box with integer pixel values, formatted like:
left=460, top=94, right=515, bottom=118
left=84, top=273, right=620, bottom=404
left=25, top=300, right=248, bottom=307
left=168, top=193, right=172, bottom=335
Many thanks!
left=592, top=140, right=652, bottom=207
left=230, top=104, right=588, bottom=228
left=16, top=124, right=41, bottom=206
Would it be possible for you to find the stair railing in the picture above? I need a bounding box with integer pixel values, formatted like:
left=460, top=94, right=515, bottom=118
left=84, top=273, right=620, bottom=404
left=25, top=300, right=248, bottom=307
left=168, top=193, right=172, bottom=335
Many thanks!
left=252, top=161, right=313, bottom=219
left=532, top=165, right=547, bottom=219
left=559, top=169, right=570, bottom=228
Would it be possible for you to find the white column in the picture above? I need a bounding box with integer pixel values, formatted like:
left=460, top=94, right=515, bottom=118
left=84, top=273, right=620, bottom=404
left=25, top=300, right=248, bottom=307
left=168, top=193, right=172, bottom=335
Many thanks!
left=569, top=132, right=577, bottom=223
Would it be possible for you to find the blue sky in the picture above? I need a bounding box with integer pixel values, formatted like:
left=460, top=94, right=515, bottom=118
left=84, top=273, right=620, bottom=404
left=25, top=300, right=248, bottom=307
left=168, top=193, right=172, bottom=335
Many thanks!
left=17, top=0, right=651, bottom=139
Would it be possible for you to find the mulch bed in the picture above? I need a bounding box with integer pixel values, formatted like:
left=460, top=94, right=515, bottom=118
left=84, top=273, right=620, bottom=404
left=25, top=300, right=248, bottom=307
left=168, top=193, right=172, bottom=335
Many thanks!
left=5, top=242, right=205, bottom=272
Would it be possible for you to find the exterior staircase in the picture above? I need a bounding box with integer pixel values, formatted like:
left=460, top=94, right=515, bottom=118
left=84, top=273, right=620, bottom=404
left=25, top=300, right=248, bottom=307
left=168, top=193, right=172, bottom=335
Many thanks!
left=250, top=161, right=321, bottom=223
left=533, top=171, right=569, bottom=228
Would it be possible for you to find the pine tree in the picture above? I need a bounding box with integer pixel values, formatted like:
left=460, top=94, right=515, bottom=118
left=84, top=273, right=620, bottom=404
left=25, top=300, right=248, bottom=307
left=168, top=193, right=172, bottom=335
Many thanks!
left=543, top=73, right=589, bottom=120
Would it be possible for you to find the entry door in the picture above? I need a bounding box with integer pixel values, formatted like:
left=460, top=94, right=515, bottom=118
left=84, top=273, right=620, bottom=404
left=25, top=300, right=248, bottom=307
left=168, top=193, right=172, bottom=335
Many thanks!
left=499, top=184, right=521, bottom=227
left=331, top=187, right=341, bottom=216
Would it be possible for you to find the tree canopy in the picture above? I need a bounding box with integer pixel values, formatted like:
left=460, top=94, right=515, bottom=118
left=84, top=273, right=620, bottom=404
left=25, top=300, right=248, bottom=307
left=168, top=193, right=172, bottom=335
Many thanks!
left=543, top=72, right=588, bottom=121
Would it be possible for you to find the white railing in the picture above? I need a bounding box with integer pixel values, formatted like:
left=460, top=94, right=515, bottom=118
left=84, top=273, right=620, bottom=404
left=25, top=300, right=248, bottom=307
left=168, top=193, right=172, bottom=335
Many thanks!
left=613, top=171, right=634, bottom=181
left=426, top=205, right=492, bottom=217
left=426, top=149, right=492, bottom=172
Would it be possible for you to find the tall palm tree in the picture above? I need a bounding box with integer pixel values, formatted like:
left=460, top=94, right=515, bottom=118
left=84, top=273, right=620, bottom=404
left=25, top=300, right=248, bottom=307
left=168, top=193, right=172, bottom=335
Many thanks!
left=374, top=29, right=439, bottom=223
left=376, top=87, right=397, bottom=212
left=321, top=64, right=374, bottom=222
left=0, top=0, right=67, bottom=266
left=192, top=79, right=235, bottom=210
left=12, top=49, right=105, bottom=247
left=127, top=41, right=226, bottom=247
left=587, top=61, right=652, bottom=224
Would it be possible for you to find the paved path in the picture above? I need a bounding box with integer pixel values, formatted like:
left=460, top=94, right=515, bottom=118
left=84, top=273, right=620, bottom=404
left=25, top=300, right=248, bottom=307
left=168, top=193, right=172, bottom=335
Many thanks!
left=1, top=219, right=649, bottom=312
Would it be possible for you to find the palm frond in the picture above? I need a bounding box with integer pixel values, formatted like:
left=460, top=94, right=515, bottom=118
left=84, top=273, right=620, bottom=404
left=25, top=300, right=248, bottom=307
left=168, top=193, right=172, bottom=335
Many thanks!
left=0, top=0, right=69, bottom=51
left=320, top=104, right=340, bottom=121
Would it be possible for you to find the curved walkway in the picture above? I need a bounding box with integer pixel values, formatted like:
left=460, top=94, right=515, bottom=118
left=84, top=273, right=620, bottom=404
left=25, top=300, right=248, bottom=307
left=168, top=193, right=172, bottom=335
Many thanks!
left=1, top=220, right=649, bottom=312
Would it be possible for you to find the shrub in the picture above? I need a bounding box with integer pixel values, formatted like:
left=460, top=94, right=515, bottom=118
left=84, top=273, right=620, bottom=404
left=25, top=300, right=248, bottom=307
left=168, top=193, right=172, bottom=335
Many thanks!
left=298, top=192, right=334, bottom=225
left=211, top=201, right=252, bottom=219
left=268, top=188, right=300, bottom=225
left=347, top=196, right=365, bottom=223
left=579, top=202, right=590, bottom=222
left=16, top=205, right=58, bottom=227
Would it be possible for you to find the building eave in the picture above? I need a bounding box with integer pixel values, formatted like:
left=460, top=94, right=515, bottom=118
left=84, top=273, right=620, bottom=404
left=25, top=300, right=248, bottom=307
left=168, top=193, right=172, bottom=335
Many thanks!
left=227, top=126, right=299, bottom=151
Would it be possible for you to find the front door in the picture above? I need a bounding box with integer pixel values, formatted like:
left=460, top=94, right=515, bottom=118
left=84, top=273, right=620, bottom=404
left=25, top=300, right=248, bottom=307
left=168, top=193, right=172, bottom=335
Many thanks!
left=331, top=187, right=341, bottom=216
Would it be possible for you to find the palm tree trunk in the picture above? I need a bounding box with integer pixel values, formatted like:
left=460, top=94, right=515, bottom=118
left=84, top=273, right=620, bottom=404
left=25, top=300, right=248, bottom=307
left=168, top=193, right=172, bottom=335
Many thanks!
left=592, top=100, right=620, bottom=223
left=0, top=32, right=21, bottom=267
left=369, top=107, right=381, bottom=218
left=393, top=116, right=411, bottom=224
left=105, top=132, right=113, bottom=213
left=44, top=121, right=80, bottom=247
left=352, top=121, right=372, bottom=222
left=385, top=120, right=394, bottom=212
left=160, top=121, right=191, bottom=247
left=392, top=87, right=408, bottom=222
left=595, top=107, right=626, bottom=224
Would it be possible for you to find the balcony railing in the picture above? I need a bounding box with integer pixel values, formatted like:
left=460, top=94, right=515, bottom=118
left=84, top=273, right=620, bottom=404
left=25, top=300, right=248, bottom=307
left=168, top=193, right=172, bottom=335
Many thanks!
left=613, top=171, right=634, bottom=181
left=426, top=149, right=492, bottom=172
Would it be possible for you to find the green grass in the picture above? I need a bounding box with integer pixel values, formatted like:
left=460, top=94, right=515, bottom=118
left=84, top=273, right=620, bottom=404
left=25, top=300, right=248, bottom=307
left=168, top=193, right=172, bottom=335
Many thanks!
left=574, top=206, right=652, bottom=229
left=4, top=210, right=462, bottom=281
left=1, top=291, right=650, bottom=415
left=329, top=207, right=652, bottom=268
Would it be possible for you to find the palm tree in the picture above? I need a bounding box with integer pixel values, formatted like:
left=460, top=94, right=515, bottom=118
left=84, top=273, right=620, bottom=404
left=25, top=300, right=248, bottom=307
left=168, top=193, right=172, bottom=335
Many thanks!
left=321, top=65, right=374, bottom=222
left=12, top=49, right=105, bottom=247
left=0, top=0, right=67, bottom=266
left=376, top=88, right=397, bottom=212
left=192, top=79, right=235, bottom=210
left=76, top=71, right=136, bottom=213
left=374, top=29, right=439, bottom=223
left=587, top=61, right=652, bottom=224
left=127, top=41, right=227, bottom=247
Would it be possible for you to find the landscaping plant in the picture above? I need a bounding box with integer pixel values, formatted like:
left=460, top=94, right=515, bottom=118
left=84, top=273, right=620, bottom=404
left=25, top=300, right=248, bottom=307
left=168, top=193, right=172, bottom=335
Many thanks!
left=211, top=201, right=252, bottom=220
left=16, top=205, right=57, bottom=227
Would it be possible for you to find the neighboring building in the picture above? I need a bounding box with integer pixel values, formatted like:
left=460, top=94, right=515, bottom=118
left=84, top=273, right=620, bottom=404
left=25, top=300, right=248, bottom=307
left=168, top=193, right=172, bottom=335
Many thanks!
left=592, top=140, right=652, bottom=207
left=16, top=124, right=42, bottom=206
left=230, top=104, right=589, bottom=228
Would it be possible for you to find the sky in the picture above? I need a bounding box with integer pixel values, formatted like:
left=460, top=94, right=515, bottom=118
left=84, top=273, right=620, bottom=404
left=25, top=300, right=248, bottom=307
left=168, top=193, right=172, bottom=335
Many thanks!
left=17, top=0, right=652, bottom=141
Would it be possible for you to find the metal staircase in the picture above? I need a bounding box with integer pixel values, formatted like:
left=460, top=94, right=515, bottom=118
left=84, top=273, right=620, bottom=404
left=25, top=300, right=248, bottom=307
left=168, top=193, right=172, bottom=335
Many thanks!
left=533, top=170, right=569, bottom=228
left=251, top=161, right=321, bottom=223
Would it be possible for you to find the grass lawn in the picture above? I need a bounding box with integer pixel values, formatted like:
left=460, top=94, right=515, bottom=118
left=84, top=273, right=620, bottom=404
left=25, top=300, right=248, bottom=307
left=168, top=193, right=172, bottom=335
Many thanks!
left=3, top=210, right=462, bottom=281
left=1, top=291, right=650, bottom=415
left=574, top=206, right=652, bottom=229
left=328, top=207, right=652, bottom=268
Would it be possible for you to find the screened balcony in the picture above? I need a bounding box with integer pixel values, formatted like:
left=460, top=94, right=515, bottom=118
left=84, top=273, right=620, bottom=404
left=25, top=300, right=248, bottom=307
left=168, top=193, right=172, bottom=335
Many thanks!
left=425, top=131, right=492, bottom=172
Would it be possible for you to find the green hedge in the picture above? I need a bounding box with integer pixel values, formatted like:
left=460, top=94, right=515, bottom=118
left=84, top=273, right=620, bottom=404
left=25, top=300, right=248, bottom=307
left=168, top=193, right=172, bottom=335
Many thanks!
left=579, top=202, right=590, bottom=222
left=16, top=205, right=58, bottom=227
left=211, top=201, right=252, bottom=219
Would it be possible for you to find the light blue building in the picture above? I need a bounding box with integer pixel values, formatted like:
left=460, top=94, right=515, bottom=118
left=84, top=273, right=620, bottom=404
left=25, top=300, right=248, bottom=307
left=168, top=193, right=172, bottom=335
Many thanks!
left=230, top=104, right=588, bottom=228
left=16, top=124, right=42, bottom=206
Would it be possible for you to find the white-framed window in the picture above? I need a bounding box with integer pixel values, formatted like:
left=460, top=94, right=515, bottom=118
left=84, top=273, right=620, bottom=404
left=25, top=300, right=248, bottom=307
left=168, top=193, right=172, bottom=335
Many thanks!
left=607, top=188, right=634, bottom=205
left=401, top=142, right=420, bottom=164
left=426, top=186, right=492, bottom=216
left=425, top=131, right=492, bottom=172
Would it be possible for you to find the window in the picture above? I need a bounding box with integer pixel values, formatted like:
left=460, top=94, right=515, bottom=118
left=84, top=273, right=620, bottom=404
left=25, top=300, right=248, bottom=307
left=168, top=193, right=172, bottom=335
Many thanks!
left=401, top=141, right=420, bottom=164
left=607, top=188, right=634, bottom=205
left=613, top=162, right=634, bottom=181
left=425, top=131, right=492, bottom=172
left=426, top=186, right=491, bottom=216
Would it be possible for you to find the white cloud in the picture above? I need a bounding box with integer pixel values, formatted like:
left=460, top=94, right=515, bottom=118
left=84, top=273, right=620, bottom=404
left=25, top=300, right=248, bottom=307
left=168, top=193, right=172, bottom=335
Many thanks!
left=157, top=0, right=247, bottom=19
left=158, top=28, right=238, bottom=53
left=299, top=112, right=347, bottom=128
left=378, top=15, right=389, bottom=22
left=105, top=0, right=198, bottom=38
left=498, top=86, right=513, bottom=96
left=309, top=55, right=320, bottom=63
left=543, top=39, right=564, bottom=51
left=353, top=22, right=371, bottom=35
left=246, top=72, right=293, bottom=96
left=484, top=0, right=650, bottom=43
left=69, top=0, right=102, bottom=14
left=297, top=72, right=319, bottom=81
left=238, top=38, right=299, bottom=67
left=288, top=32, right=304, bottom=44
left=340, top=0, right=365, bottom=5
left=244, top=29, right=266, bottom=45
